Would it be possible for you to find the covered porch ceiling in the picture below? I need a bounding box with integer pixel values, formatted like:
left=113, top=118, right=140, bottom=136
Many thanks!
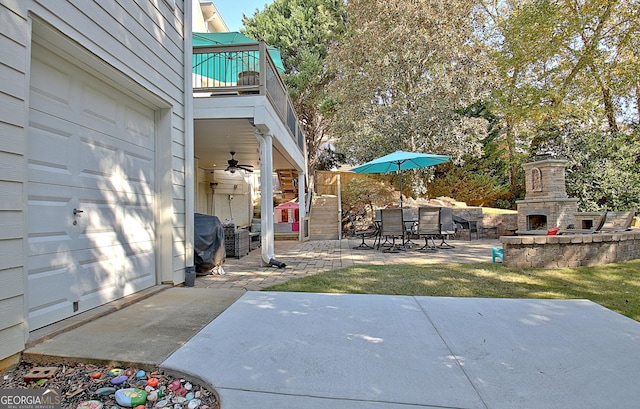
left=194, top=118, right=298, bottom=172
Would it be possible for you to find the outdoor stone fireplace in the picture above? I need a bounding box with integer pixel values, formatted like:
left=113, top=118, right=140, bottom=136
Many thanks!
left=516, top=159, right=578, bottom=234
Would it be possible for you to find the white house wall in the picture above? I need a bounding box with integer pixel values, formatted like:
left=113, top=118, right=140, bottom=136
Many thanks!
left=0, top=0, right=189, bottom=363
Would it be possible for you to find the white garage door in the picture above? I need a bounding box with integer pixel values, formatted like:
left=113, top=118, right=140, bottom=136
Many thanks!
left=27, top=44, right=157, bottom=330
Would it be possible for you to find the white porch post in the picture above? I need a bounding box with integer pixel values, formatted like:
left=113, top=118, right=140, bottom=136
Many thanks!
left=256, top=130, right=276, bottom=266
left=297, top=171, right=306, bottom=240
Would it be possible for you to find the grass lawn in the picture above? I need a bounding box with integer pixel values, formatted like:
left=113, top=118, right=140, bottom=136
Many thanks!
left=264, top=259, right=640, bottom=322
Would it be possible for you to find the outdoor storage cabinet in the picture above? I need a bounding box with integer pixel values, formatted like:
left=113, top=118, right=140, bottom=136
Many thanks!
left=224, top=225, right=250, bottom=258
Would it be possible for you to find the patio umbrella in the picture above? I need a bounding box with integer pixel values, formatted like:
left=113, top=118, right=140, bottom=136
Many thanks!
left=351, top=150, right=450, bottom=207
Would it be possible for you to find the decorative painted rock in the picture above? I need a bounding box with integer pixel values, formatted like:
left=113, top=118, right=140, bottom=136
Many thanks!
left=136, top=370, right=146, bottom=378
left=95, top=387, right=116, bottom=396
left=135, top=406, right=146, bottom=409
left=147, top=390, right=158, bottom=402
left=111, top=375, right=128, bottom=385
left=77, top=400, right=104, bottom=409
left=91, top=372, right=102, bottom=379
left=187, top=399, right=201, bottom=409
left=184, top=382, right=192, bottom=391
left=108, top=368, right=124, bottom=377
left=168, top=379, right=181, bottom=391
left=147, top=377, right=159, bottom=388
left=125, top=369, right=135, bottom=377
left=131, top=380, right=147, bottom=389
left=185, top=392, right=194, bottom=401
left=115, top=388, right=148, bottom=408
left=155, top=399, right=169, bottom=408
left=172, top=396, right=186, bottom=404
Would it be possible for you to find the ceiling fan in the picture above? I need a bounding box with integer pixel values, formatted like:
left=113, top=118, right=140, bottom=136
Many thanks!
left=225, top=151, right=254, bottom=173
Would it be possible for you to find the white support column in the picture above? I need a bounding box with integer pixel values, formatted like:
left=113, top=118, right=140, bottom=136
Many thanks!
left=183, top=0, right=195, bottom=277
left=256, top=130, right=276, bottom=266
left=297, top=170, right=306, bottom=240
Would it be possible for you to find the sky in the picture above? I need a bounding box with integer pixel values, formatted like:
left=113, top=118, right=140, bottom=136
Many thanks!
left=214, top=1, right=273, bottom=32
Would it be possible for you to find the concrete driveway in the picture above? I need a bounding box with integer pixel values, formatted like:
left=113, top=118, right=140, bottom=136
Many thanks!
left=162, top=291, right=640, bottom=409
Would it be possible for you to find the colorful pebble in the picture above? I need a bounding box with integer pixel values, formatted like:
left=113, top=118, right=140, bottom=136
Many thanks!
left=110, top=375, right=128, bottom=385
left=108, top=368, right=124, bottom=377
left=95, top=387, right=116, bottom=396
left=76, top=401, right=104, bottom=409
left=146, top=377, right=159, bottom=387
left=168, top=379, right=181, bottom=391
left=136, top=370, right=146, bottom=378
left=91, top=372, right=102, bottom=379
left=114, top=388, right=148, bottom=407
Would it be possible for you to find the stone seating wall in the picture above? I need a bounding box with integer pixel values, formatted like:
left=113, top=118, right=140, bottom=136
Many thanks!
left=500, top=231, right=640, bottom=268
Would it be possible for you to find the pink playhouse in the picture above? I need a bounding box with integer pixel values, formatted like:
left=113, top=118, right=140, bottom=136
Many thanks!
left=275, top=201, right=300, bottom=232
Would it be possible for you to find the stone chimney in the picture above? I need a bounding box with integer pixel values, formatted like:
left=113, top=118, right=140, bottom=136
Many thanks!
left=516, top=159, right=578, bottom=234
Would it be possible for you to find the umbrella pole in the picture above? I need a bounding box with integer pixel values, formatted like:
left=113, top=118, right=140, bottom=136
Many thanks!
left=398, top=163, right=403, bottom=208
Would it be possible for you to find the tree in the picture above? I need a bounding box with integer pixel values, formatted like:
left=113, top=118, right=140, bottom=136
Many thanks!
left=325, top=0, right=494, bottom=162
left=242, top=0, right=347, bottom=177
left=324, top=0, right=494, bottom=198
left=538, top=125, right=640, bottom=211
left=480, top=0, right=640, bottom=188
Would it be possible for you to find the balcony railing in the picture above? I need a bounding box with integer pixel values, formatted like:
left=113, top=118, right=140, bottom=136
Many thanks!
left=193, top=42, right=305, bottom=152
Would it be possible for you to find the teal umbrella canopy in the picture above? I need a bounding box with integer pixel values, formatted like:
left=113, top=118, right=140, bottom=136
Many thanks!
left=351, top=151, right=450, bottom=174
left=192, top=32, right=285, bottom=86
left=352, top=150, right=450, bottom=206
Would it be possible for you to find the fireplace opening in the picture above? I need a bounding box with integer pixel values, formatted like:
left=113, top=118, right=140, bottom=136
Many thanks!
left=528, top=215, right=547, bottom=230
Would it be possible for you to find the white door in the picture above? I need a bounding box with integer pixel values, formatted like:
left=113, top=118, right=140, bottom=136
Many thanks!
left=27, top=44, right=156, bottom=330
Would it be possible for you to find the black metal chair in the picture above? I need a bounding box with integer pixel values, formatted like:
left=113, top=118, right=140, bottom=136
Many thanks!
left=453, top=215, right=479, bottom=240
left=346, top=212, right=378, bottom=250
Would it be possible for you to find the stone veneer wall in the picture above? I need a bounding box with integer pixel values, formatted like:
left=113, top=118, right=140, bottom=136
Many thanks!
left=500, top=231, right=640, bottom=268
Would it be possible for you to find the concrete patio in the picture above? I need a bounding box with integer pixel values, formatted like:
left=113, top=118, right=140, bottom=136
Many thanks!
left=24, top=237, right=640, bottom=408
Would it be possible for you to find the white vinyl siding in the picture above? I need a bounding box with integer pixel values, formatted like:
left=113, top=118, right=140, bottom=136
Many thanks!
left=0, top=0, right=187, bottom=360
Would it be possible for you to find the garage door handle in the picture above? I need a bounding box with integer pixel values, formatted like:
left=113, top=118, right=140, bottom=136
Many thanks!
left=73, top=208, right=84, bottom=216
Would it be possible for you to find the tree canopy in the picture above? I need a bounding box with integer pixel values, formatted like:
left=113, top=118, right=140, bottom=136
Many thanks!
left=242, top=0, right=347, bottom=176
left=325, top=0, right=494, bottom=165
left=243, top=0, right=640, bottom=211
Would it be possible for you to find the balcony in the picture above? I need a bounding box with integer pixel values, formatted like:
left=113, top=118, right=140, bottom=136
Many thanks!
left=192, top=41, right=304, bottom=152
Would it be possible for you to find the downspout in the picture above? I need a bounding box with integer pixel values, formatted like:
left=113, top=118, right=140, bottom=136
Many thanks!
left=297, top=170, right=306, bottom=240
left=255, top=130, right=286, bottom=268
left=183, top=0, right=195, bottom=276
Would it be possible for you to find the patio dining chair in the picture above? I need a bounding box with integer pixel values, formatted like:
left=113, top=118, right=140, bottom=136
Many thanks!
left=378, top=208, right=405, bottom=252
left=438, top=207, right=456, bottom=249
left=402, top=207, right=418, bottom=247
left=416, top=206, right=440, bottom=251
left=347, top=212, right=378, bottom=250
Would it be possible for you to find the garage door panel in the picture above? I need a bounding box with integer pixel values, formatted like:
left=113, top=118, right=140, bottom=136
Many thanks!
left=122, top=149, right=154, bottom=188
left=28, top=46, right=157, bottom=330
left=81, top=83, right=119, bottom=128
left=28, top=113, right=75, bottom=184
left=124, top=104, right=155, bottom=150
left=79, top=134, right=119, bottom=182
left=29, top=53, right=74, bottom=115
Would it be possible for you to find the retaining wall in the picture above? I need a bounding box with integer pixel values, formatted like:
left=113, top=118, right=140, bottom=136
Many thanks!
left=500, top=231, right=640, bottom=268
